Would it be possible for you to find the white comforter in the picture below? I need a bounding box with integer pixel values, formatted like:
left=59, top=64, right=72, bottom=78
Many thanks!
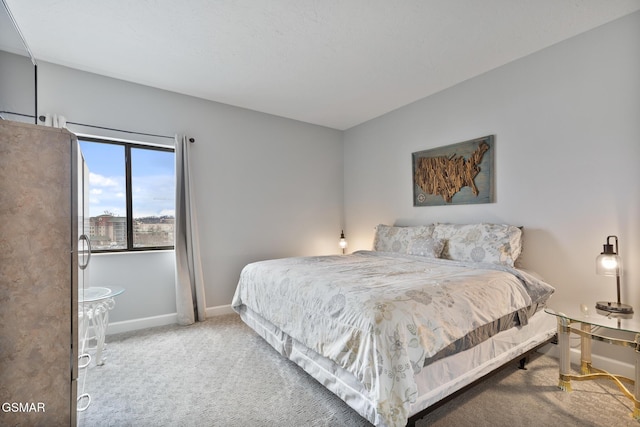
left=232, top=251, right=554, bottom=427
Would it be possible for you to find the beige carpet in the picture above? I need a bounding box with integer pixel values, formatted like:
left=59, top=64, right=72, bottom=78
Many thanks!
left=77, top=314, right=635, bottom=427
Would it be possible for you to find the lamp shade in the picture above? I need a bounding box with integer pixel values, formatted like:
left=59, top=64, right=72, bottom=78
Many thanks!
left=339, top=230, right=347, bottom=250
left=596, top=253, right=621, bottom=276
left=595, top=237, right=621, bottom=276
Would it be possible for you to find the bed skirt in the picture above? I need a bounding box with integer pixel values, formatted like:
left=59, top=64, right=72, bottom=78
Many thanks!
left=237, top=306, right=556, bottom=426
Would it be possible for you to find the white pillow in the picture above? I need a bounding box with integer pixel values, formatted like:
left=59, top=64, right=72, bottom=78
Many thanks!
left=373, top=224, right=434, bottom=253
left=407, top=237, right=445, bottom=258
left=432, top=223, right=522, bottom=266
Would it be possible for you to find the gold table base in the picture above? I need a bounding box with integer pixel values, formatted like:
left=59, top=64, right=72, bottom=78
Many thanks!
left=555, top=320, right=640, bottom=421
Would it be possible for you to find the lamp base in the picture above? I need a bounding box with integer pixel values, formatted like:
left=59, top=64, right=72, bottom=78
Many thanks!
left=596, top=301, right=634, bottom=314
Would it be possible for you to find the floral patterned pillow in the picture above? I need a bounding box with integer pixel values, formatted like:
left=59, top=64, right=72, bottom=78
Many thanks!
left=407, top=236, right=445, bottom=258
left=373, top=224, right=434, bottom=253
left=432, top=223, right=522, bottom=266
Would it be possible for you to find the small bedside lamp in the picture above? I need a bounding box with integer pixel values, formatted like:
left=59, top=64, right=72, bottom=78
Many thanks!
left=339, top=230, right=347, bottom=254
left=595, top=235, right=633, bottom=314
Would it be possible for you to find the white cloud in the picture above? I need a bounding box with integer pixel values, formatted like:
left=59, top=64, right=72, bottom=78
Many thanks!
left=86, top=170, right=175, bottom=219
left=89, top=172, right=119, bottom=188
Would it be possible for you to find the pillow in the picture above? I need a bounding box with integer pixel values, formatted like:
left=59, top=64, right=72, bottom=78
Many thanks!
left=432, top=223, right=522, bottom=266
left=373, top=224, right=434, bottom=253
left=407, top=236, right=445, bottom=259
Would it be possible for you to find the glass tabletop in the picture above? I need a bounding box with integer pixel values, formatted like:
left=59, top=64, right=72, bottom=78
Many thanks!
left=545, top=304, right=640, bottom=335
left=79, top=286, right=125, bottom=303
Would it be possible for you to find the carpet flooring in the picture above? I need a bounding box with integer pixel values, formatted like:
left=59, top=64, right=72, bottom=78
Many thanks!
left=77, top=314, right=635, bottom=427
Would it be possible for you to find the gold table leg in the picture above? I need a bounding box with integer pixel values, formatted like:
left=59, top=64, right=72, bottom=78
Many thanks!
left=557, top=317, right=572, bottom=391
left=580, top=322, right=592, bottom=374
left=634, top=334, right=640, bottom=420
left=556, top=324, right=640, bottom=421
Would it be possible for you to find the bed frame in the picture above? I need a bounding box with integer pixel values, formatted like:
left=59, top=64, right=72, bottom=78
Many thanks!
left=238, top=306, right=556, bottom=426
left=405, top=334, right=556, bottom=426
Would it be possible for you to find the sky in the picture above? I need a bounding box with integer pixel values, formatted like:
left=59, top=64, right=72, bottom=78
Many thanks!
left=79, top=140, right=175, bottom=218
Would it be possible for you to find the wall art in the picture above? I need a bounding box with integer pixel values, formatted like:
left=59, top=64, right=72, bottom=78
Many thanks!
left=412, top=135, right=494, bottom=206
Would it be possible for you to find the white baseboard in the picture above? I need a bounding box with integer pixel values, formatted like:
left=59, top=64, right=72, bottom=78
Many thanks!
left=538, top=343, right=634, bottom=379
left=107, top=313, right=178, bottom=335
left=107, top=304, right=236, bottom=335
left=205, top=304, right=235, bottom=316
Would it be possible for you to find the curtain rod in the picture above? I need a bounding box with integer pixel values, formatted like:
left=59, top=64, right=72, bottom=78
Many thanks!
left=0, top=111, right=194, bottom=142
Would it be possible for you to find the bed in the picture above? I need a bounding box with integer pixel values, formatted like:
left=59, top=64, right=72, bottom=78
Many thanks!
left=231, top=223, right=556, bottom=427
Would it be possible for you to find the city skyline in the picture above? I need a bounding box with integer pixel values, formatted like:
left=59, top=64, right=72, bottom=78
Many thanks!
left=89, top=212, right=174, bottom=249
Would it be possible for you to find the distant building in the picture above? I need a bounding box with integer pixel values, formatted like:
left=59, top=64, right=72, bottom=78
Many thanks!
left=90, top=214, right=126, bottom=249
left=133, top=217, right=174, bottom=247
left=89, top=214, right=174, bottom=249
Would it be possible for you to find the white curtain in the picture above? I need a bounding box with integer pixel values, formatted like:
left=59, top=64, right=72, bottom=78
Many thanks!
left=174, top=135, right=206, bottom=325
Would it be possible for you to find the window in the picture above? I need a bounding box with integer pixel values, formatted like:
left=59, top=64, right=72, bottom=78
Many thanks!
left=79, top=137, right=175, bottom=252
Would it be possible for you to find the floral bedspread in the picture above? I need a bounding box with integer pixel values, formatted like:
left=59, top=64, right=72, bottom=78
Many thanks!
left=232, top=251, right=554, bottom=427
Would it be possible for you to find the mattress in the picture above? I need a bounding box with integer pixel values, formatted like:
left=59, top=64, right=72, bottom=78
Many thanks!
left=232, top=251, right=555, bottom=426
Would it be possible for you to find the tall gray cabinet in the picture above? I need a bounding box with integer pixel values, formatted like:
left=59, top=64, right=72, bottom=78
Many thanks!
left=0, top=120, right=88, bottom=426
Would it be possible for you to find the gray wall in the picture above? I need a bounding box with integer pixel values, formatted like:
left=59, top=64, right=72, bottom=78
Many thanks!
left=344, top=12, right=640, bottom=362
left=0, top=50, right=35, bottom=121
left=0, top=51, right=344, bottom=324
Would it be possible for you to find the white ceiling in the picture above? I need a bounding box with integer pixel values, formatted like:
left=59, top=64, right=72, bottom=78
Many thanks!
left=3, top=1, right=640, bottom=130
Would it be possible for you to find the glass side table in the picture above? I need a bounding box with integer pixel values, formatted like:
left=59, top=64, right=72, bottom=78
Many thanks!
left=545, top=305, right=640, bottom=420
left=79, top=286, right=125, bottom=366
left=77, top=286, right=124, bottom=412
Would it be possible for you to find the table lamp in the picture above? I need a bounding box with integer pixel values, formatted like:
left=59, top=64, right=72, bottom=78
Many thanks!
left=339, top=230, right=347, bottom=254
left=595, top=235, right=633, bottom=314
